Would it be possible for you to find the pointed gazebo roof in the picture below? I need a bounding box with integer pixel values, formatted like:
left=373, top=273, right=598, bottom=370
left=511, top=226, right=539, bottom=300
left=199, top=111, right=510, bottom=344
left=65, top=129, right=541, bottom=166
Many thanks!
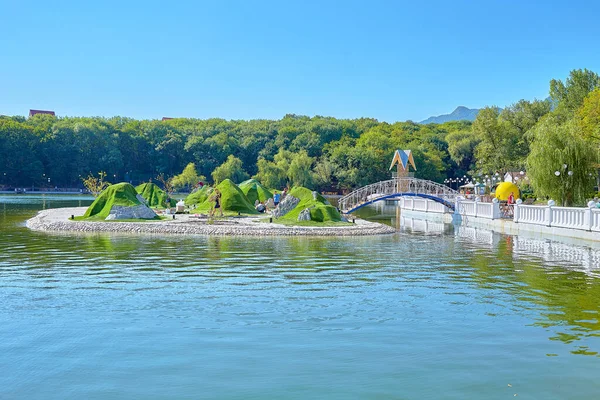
left=389, top=150, right=416, bottom=171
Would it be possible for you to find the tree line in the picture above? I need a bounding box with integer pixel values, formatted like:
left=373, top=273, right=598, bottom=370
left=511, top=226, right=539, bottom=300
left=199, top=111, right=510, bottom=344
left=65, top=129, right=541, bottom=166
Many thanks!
left=2, top=68, right=600, bottom=205
left=0, top=111, right=468, bottom=191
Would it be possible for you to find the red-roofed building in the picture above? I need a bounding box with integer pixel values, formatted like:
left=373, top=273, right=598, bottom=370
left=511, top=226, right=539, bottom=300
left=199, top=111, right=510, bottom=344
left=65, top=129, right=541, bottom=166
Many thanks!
left=29, top=109, right=55, bottom=117
left=162, top=117, right=173, bottom=121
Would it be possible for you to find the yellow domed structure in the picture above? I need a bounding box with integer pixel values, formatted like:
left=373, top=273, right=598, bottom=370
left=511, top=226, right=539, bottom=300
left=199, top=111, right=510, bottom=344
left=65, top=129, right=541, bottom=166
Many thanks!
left=495, top=182, right=520, bottom=201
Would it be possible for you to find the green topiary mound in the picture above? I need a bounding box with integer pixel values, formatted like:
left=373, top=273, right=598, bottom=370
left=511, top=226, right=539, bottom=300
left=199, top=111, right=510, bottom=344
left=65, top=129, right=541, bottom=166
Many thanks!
left=278, top=186, right=341, bottom=222
left=190, top=179, right=258, bottom=214
left=238, top=179, right=273, bottom=205
left=309, top=204, right=342, bottom=222
left=184, top=185, right=213, bottom=206
left=135, top=182, right=173, bottom=208
left=83, top=182, right=159, bottom=220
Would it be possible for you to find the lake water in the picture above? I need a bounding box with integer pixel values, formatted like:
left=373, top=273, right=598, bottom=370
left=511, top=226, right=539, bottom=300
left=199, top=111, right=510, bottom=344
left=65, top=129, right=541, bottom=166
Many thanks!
left=2, top=195, right=600, bottom=399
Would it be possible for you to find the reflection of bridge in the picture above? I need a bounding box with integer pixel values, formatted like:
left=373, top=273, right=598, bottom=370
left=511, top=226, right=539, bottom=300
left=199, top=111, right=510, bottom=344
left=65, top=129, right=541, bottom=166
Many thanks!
left=339, top=178, right=459, bottom=214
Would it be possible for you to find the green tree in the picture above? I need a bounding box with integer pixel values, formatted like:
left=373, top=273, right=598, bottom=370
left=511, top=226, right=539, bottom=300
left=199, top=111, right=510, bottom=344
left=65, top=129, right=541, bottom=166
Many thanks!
left=287, top=151, right=314, bottom=187
left=550, top=68, right=600, bottom=115
left=577, top=88, right=600, bottom=142
left=312, top=158, right=335, bottom=191
left=212, top=155, right=249, bottom=184
left=0, top=119, right=44, bottom=186
left=527, top=117, right=596, bottom=206
left=471, top=106, right=505, bottom=173
left=81, top=171, right=109, bottom=197
left=254, top=148, right=293, bottom=189
left=445, top=130, right=479, bottom=173
left=471, top=104, right=540, bottom=175
left=172, top=162, right=204, bottom=191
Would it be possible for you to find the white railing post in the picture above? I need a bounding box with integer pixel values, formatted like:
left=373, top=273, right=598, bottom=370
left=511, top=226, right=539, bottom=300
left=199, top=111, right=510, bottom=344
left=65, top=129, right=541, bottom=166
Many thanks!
left=424, top=199, right=429, bottom=212
left=586, top=201, right=595, bottom=231
left=546, top=200, right=555, bottom=227
left=513, top=199, right=521, bottom=223
left=492, top=198, right=500, bottom=219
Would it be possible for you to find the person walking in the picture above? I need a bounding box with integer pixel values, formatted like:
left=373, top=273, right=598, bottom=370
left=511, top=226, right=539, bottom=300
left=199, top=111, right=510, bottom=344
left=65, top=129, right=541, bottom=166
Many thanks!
left=209, top=188, right=223, bottom=217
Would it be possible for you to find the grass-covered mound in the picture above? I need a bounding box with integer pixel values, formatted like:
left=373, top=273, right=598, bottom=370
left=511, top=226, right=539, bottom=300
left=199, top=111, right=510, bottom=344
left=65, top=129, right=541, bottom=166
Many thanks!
left=190, top=179, right=258, bottom=215
left=238, top=179, right=273, bottom=205
left=278, top=187, right=342, bottom=222
left=135, top=182, right=173, bottom=208
left=184, top=185, right=213, bottom=206
left=83, top=182, right=159, bottom=220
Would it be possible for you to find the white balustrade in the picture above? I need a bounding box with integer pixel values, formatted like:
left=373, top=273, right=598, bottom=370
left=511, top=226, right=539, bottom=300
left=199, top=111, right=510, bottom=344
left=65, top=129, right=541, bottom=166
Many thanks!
left=551, top=207, right=587, bottom=230
left=460, top=201, right=476, bottom=216
left=398, top=194, right=600, bottom=234
left=412, top=198, right=428, bottom=211
left=591, top=210, right=600, bottom=232
left=428, top=201, right=446, bottom=213
left=516, top=203, right=600, bottom=232
left=476, top=202, right=493, bottom=219
left=399, top=197, right=448, bottom=213
left=515, top=205, right=546, bottom=225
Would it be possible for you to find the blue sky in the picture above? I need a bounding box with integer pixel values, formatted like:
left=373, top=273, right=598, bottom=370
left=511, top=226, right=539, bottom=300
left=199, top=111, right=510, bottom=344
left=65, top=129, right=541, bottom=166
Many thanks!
left=1, top=0, right=599, bottom=122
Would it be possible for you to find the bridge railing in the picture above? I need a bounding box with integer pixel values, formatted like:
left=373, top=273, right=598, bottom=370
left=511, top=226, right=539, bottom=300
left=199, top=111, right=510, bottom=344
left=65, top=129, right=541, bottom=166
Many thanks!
left=339, top=178, right=458, bottom=213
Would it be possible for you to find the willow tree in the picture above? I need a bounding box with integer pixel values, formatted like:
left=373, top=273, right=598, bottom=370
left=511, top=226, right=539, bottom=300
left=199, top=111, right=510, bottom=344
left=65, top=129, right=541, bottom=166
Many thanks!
left=172, top=162, right=203, bottom=192
left=211, top=155, right=249, bottom=184
left=526, top=117, right=596, bottom=206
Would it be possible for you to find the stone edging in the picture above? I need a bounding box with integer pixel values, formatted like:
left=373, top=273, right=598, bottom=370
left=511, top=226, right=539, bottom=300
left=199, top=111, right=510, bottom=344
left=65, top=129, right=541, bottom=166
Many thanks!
left=26, top=207, right=396, bottom=237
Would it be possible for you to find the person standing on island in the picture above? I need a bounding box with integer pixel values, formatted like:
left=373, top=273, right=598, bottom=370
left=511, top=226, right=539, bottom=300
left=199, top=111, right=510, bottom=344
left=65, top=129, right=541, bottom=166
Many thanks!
left=273, top=192, right=281, bottom=207
left=209, top=188, right=223, bottom=217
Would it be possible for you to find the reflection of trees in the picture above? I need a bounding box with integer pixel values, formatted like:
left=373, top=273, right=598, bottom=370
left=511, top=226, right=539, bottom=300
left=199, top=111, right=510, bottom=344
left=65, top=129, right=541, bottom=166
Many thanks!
left=8, top=196, right=600, bottom=355
left=402, top=218, right=600, bottom=354
left=459, top=228, right=600, bottom=355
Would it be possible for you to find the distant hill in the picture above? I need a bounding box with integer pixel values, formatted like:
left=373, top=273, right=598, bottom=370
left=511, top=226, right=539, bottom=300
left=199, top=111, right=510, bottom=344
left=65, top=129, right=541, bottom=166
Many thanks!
left=420, top=106, right=480, bottom=124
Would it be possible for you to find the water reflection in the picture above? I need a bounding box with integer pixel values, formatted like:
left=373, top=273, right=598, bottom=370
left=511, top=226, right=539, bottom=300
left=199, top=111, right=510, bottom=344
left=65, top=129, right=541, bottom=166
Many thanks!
left=401, top=214, right=600, bottom=354
left=2, top=193, right=600, bottom=390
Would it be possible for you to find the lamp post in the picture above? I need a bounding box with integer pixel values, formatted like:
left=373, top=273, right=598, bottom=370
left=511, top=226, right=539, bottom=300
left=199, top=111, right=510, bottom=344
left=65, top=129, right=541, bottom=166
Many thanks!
left=554, top=170, right=563, bottom=206
left=555, top=164, right=574, bottom=206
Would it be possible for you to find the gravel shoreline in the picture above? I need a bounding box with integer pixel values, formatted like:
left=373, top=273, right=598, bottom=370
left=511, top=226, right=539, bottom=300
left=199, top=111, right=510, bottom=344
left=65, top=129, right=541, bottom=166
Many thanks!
left=27, top=207, right=396, bottom=236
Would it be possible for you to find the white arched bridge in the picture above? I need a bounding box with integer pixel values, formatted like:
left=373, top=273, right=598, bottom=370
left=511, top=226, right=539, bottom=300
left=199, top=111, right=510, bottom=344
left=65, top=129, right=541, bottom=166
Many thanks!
left=338, top=178, right=459, bottom=214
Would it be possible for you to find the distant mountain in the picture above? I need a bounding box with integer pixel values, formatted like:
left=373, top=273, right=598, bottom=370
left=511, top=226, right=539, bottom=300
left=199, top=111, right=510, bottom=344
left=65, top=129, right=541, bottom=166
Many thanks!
left=420, top=106, right=480, bottom=124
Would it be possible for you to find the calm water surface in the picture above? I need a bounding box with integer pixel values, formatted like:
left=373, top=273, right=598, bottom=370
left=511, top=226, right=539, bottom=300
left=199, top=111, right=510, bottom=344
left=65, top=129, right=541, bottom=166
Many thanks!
left=1, top=196, right=600, bottom=399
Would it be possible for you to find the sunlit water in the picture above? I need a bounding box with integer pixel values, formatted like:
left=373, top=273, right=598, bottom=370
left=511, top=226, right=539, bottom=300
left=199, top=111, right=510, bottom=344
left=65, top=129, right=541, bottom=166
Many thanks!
left=2, top=196, right=600, bottom=399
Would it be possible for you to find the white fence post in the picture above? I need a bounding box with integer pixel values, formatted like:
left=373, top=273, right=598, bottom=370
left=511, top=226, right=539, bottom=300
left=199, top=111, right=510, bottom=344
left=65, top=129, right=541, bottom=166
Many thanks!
left=546, top=200, right=555, bottom=227
left=514, top=199, right=521, bottom=223
left=586, top=201, right=595, bottom=231
left=492, top=198, right=500, bottom=219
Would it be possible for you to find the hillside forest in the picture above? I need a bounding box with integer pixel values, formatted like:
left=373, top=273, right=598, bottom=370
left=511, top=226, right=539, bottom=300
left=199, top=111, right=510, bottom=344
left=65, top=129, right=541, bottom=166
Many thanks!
left=2, top=69, right=600, bottom=205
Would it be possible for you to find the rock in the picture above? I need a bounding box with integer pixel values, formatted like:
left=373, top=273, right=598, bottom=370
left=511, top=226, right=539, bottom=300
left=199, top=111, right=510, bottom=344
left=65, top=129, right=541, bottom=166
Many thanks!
left=106, top=204, right=157, bottom=220
left=272, top=195, right=299, bottom=218
left=298, top=208, right=312, bottom=221
left=136, top=194, right=147, bottom=205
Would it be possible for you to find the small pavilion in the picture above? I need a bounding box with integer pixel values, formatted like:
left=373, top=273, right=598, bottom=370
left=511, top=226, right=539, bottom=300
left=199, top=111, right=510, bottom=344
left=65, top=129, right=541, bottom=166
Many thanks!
left=389, top=150, right=417, bottom=192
